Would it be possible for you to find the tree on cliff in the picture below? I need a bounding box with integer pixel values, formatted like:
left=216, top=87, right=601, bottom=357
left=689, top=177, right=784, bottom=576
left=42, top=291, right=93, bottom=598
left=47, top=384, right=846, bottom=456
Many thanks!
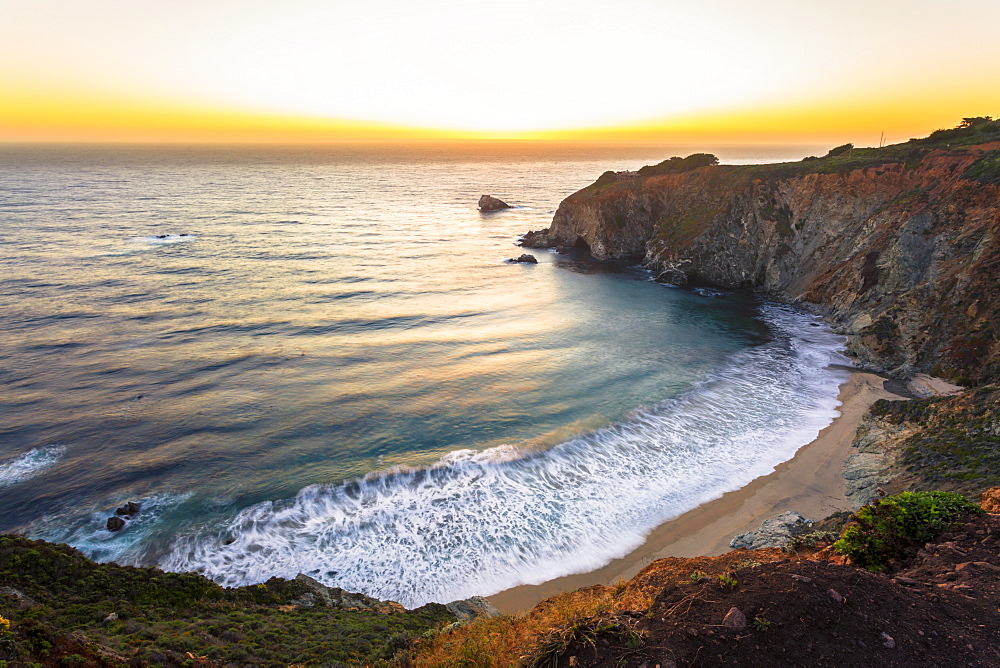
left=637, top=153, right=719, bottom=176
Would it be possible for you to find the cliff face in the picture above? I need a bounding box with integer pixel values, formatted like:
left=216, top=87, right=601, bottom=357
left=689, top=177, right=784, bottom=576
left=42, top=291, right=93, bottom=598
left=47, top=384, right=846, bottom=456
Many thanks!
left=534, top=143, right=1000, bottom=383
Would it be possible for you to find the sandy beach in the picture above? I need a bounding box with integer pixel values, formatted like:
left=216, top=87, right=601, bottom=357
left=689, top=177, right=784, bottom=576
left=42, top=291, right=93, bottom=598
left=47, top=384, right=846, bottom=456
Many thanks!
left=489, top=371, right=905, bottom=613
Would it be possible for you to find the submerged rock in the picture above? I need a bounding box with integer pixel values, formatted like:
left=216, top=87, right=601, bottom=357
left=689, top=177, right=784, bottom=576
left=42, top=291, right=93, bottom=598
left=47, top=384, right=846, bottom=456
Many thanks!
left=478, top=194, right=511, bottom=211
left=729, top=511, right=813, bottom=549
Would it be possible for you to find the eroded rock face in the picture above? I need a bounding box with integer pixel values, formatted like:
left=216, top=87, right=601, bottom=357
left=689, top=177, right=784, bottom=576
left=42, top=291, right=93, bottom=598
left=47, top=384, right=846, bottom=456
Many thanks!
left=540, top=144, right=1000, bottom=383
left=479, top=194, right=511, bottom=211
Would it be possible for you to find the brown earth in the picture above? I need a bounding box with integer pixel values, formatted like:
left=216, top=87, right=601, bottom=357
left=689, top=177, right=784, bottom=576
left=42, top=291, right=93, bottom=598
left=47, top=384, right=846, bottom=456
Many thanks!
left=543, top=511, right=1000, bottom=667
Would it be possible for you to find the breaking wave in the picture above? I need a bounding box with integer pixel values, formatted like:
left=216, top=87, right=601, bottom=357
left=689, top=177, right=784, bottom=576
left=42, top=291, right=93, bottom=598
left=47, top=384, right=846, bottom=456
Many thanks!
left=0, top=444, right=66, bottom=488
left=162, top=305, right=849, bottom=607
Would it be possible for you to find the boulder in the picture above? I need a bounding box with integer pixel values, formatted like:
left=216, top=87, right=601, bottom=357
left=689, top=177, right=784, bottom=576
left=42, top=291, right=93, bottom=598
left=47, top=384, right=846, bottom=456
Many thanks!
left=115, top=501, right=141, bottom=517
left=106, top=516, right=126, bottom=532
left=507, top=254, right=537, bottom=264
left=722, top=607, right=747, bottom=629
left=478, top=195, right=511, bottom=211
left=446, top=596, right=502, bottom=622
left=519, top=229, right=551, bottom=248
left=730, top=511, right=812, bottom=549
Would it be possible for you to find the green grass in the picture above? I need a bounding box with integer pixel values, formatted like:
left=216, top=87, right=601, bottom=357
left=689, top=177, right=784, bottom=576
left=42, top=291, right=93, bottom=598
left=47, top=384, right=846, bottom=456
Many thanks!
left=0, top=536, right=454, bottom=666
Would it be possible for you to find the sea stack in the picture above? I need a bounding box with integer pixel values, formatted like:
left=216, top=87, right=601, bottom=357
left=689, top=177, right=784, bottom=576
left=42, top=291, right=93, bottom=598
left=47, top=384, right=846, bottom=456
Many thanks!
left=478, top=194, right=511, bottom=211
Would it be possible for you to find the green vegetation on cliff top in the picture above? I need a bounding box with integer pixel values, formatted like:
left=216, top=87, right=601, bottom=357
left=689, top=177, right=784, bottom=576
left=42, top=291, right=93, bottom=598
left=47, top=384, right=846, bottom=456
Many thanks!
left=632, top=117, right=1000, bottom=181
left=0, top=536, right=454, bottom=666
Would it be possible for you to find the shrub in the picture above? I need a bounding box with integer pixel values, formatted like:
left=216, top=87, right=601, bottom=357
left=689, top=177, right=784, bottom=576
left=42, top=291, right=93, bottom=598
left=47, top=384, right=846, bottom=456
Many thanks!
left=825, top=143, right=854, bottom=158
left=833, top=491, right=982, bottom=572
left=637, top=153, right=719, bottom=176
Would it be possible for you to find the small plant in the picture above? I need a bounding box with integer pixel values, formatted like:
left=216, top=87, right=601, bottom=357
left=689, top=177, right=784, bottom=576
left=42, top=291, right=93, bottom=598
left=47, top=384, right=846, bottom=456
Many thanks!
left=732, top=558, right=762, bottom=570
left=0, top=615, right=10, bottom=632
left=752, top=616, right=773, bottom=631
left=688, top=570, right=707, bottom=582
left=833, top=491, right=983, bottom=572
left=716, top=573, right=738, bottom=589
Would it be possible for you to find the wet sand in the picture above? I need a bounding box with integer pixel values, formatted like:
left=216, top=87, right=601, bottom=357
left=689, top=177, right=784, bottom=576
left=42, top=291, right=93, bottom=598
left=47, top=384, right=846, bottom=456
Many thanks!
left=489, top=371, right=904, bottom=613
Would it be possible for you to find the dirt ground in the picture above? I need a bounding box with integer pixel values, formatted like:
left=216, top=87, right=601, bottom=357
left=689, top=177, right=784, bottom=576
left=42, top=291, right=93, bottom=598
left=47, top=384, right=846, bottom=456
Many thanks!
left=554, top=512, right=1000, bottom=667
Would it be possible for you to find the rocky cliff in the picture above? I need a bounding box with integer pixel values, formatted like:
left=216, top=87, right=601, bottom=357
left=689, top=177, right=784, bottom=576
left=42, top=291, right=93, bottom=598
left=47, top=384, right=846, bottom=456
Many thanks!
left=525, top=140, right=1000, bottom=384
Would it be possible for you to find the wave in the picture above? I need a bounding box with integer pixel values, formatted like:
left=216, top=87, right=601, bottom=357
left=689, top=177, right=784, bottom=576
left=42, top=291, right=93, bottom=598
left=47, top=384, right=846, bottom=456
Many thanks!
left=0, top=444, right=66, bottom=488
left=161, top=305, right=849, bottom=607
left=32, top=492, right=193, bottom=564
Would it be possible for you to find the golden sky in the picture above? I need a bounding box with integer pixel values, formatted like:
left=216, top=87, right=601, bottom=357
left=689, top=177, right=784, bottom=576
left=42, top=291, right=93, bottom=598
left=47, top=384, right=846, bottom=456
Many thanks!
left=2, top=0, right=998, bottom=144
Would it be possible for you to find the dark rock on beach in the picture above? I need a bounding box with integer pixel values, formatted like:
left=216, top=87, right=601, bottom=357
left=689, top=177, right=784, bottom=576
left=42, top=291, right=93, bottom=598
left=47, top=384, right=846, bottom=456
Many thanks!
left=478, top=194, right=511, bottom=211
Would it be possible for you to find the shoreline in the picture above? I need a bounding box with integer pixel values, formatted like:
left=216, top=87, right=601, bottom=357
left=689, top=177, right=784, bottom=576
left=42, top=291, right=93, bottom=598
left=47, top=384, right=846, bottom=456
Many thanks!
left=488, top=370, right=904, bottom=613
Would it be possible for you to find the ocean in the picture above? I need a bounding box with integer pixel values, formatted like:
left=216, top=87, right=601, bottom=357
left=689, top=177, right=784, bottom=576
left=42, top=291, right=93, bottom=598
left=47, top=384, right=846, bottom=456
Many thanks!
left=0, top=142, right=847, bottom=607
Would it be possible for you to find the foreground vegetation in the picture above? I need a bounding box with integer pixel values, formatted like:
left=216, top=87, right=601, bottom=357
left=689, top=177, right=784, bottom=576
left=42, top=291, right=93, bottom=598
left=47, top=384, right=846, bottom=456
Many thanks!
left=0, top=536, right=454, bottom=666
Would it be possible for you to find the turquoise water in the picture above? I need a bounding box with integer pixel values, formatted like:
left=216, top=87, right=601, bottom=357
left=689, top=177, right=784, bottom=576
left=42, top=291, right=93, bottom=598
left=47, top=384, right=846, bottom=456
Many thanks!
left=0, top=143, right=846, bottom=606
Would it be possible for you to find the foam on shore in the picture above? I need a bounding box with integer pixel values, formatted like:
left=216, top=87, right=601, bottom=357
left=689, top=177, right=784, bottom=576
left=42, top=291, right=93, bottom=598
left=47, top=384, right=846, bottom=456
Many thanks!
left=161, top=305, right=849, bottom=608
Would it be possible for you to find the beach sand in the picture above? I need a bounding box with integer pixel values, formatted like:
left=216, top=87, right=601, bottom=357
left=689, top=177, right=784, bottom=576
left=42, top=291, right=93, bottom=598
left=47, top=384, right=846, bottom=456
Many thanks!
left=488, top=371, right=904, bottom=613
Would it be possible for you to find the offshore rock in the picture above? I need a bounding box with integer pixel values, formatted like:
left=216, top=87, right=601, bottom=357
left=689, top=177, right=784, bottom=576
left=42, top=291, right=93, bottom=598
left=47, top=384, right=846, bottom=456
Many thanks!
left=478, top=194, right=511, bottom=211
left=536, top=142, right=1000, bottom=383
left=507, top=253, right=537, bottom=264
left=730, top=511, right=812, bottom=549
left=106, top=516, right=126, bottom=532
left=518, top=228, right=551, bottom=248
left=115, top=501, right=140, bottom=517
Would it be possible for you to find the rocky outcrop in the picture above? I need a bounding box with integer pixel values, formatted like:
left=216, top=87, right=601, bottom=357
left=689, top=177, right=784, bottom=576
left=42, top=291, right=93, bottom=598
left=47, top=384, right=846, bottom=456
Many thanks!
left=844, top=386, right=1000, bottom=506
left=479, top=194, right=511, bottom=211
left=729, top=511, right=813, bottom=549
left=445, top=596, right=502, bottom=622
left=529, top=142, right=1000, bottom=384
left=291, top=574, right=406, bottom=614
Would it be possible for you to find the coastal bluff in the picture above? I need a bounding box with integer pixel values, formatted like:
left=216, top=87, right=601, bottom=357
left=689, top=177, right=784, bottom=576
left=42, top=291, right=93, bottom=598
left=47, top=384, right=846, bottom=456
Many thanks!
left=523, top=138, right=1000, bottom=385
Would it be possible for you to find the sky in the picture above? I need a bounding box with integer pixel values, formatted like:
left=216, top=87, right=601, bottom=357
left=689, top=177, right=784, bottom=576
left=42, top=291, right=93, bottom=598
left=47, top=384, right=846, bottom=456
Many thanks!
left=1, top=0, right=998, bottom=144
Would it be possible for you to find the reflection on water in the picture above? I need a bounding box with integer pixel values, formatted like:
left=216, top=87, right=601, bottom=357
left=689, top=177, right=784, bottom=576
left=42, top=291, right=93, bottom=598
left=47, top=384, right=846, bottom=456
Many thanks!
left=0, top=143, right=840, bottom=604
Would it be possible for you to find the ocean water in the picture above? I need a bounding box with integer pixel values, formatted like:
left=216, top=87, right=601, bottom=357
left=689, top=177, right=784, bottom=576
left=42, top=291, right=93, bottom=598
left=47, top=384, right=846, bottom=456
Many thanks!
left=0, top=143, right=846, bottom=607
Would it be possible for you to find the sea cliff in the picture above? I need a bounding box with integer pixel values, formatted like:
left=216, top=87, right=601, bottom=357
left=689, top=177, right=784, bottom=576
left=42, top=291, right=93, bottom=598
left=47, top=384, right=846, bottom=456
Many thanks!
left=524, top=139, right=1000, bottom=385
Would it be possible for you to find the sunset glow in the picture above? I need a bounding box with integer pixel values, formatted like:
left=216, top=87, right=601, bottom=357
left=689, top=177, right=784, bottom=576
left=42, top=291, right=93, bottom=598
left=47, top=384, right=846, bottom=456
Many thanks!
left=2, top=0, right=998, bottom=144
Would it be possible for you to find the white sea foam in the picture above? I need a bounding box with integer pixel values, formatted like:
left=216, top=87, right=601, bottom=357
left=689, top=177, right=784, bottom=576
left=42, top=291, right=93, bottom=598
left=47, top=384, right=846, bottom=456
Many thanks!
left=162, top=305, right=849, bottom=607
left=0, top=444, right=66, bottom=487
left=133, top=234, right=197, bottom=245
left=33, top=492, right=193, bottom=564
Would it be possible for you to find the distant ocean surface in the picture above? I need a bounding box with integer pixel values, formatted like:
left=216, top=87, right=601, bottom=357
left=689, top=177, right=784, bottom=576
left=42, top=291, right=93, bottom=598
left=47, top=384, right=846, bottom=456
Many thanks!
left=0, top=143, right=847, bottom=607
